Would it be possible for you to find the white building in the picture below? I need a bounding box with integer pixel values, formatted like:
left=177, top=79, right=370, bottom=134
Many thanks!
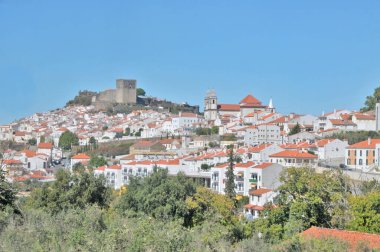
left=244, top=124, right=282, bottom=146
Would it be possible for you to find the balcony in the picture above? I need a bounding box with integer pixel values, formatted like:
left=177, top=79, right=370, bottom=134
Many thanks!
left=249, top=178, right=258, bottom=183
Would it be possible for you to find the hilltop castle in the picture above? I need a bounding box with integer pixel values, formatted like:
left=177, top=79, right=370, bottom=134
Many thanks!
left=92, top=79, right=137, bottom=109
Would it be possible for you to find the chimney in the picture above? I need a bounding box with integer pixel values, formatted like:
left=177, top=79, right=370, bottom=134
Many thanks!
left=368, top=137, right=371, bottom=145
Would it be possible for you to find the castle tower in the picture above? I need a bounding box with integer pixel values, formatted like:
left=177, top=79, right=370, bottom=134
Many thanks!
left=204, top=89, right=218, bottom=121
left=116, top=79, right=137, bottom=104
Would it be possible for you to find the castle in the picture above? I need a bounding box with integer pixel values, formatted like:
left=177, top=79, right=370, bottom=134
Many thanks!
left=204, top=89, right=275, bottom=121
left=92, top=79, right=137, bottom=109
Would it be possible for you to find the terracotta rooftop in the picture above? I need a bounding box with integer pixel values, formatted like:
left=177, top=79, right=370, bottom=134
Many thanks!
left=218, top=104, right=240, bottom=111
left=239, top=94, right=262, bottom=105
left=249, top=188, right=272, bottom=195
left=348, top=139, right=380, bottom=149
left=71, top=153, right=90, bottom=159
left=302, top=227, right=380, bottom=251
left=270, top=150, right=317, bottom=159
left=38, top=142, right=53, bottom=149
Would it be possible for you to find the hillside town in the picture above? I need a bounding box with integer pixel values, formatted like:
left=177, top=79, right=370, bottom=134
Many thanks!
left=1, top=83, right=380, bottom=223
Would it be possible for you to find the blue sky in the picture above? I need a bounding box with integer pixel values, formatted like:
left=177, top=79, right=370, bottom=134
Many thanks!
left=1, top=0, right=380, bottom=124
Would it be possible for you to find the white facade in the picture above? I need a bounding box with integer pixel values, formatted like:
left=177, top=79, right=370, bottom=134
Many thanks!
left=244, top=124, right=282, bottom=146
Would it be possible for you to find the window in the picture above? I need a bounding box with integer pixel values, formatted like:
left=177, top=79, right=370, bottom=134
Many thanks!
left=360, top=150, right=362, bottom=157
left=347, top=159, right=350, bottom=165
left=366, top=159, right=368, bottom=165
left=359, top=159, right=363, bottom=165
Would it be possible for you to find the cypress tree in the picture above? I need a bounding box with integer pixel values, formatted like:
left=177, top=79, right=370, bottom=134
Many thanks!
left=224, top=146, right=236, bottom=200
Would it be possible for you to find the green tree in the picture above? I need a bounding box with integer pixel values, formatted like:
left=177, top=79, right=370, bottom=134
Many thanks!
left=39, top=135, right=45, bottom=143
left=211, top=126, right=219, bottom=135
left=116, top=169, right=196, bottom=222
left=253, top=167, right=351, bottom=242
left=29, top=169, right=111, bottom=214
left=0, top=170, right=16, bottom=212
left=185, top=187, right=236, bottom=227
left=115, top=132, right=123, bottom=139
left=348, top=192, right=380, bottom=233
left=58, top=131, right=79, bottom=150
left=361, top=86, right=380, bottom=112
left=136, top=88, right=146, bottom=96
left=224, top=148, right=236, bottom=201
left=289, top=123, right=301, bottom=135
left=200, top=163, right=211, bottom=171
left=125, top=127, right=131, bottom=136
left=28, top=138, right=37, bottom=146
left=359, top=178, right=380, bottom=195
left=88, top=156, right=107, bottom=169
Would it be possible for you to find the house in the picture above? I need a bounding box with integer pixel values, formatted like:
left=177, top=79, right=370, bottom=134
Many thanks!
left=0, top=125, right=13, bottom=141
left=37, top=142, right=53, bottom=157
left=244, top=188, right=276, bottom=220
left=94, top=165, right=122, bottom=190
left=352, top=112, right=376, bottom=131
left=244, top=124, right=282, bottom=146
left=345, top=138, right=380, bottom=171
left=247, top=144, right=284, bottom=163
left=327, top=119, right=357, bottom=131
left=309, top=139, right=348, bottom=163
left=301, top=227, right=380, bottom=251
left=70, top=153, right=91, bottom=169
left=288, top=131, right=317, bottom=144
left=270, top=150, right=318, bottom=167
left=171, top=112, right=201, bottom=130
left=209, top=162, right=283, bottom=196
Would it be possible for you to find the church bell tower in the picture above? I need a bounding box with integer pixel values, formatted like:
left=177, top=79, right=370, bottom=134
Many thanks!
left=204, top=89, right=218, bottom=121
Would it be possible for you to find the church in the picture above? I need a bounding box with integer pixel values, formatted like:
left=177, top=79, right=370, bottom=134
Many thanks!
left=204, top=90, right=275, bottom=122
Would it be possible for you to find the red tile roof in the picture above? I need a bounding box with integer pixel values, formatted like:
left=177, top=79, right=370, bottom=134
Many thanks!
left=22, top=150, right=37, bottom=158
left=218, top=104, right=240, bottom=111
left=107, top=165, right=121, bottom=170
left=254, top=162, right=273, bottom=169
left=353, top=113, right=375, bottom=120
left=329, top=119, right=356, bottom=126
left=235, top=161, right=255, bottom=168
left=38, top=142, right=53, bottom=149
left=243, top=204, right=265, bottom=211
left=3, top=159, right=22, bottom=165
left=302, top=227, right=380, bottom=251
left=249, top=188, right=272, bottom=195
left=71, top=153, right=90, bottom=159
left=270, top=150, right=317, bottom=159
left=239, top=94, right=262, bottom=105
left=348, top=139, right=380, bottom=149
left=248, top=144, right=272, bottom=153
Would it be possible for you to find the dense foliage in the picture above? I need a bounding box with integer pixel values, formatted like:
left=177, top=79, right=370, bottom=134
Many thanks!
left=224, top=148, right=236, bottom=200
left=136, top=88, right=146, bottom=96
left=58, top=131, right=79, bottom=150
left=328, top=130, right=380, bottom=145
left=1, top=166, right=380, bottom=251
left=27, top=169, right=111, bottom=214
left=289, top=123, right=301, bottom=135
left=195, top=126, right=219, bottom=136
left=252, top=167, right=352, bottom=242
left=66, top=90, right=97, bottom=107
left=361, top=86, right=380, bottom=112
